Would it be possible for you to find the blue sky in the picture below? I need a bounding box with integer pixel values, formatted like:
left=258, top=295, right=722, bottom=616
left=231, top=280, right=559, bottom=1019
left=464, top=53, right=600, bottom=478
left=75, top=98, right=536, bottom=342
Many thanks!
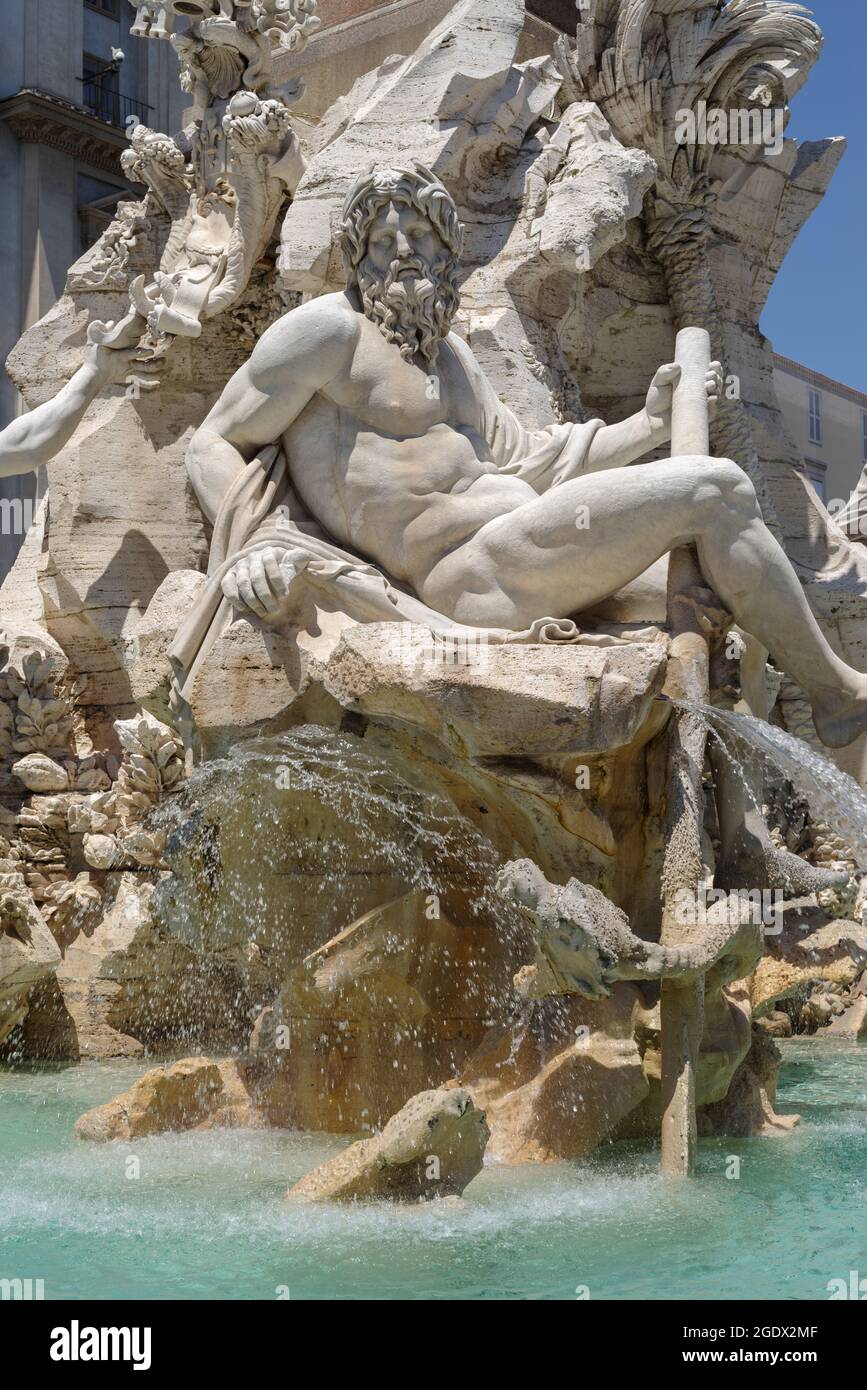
left=761, top=0, right=867, bottom=391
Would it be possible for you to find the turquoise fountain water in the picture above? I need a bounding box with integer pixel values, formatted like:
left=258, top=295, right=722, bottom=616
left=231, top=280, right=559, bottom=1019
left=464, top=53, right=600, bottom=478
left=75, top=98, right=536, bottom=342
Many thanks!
left=1, top=1039, right=864, bottom=1301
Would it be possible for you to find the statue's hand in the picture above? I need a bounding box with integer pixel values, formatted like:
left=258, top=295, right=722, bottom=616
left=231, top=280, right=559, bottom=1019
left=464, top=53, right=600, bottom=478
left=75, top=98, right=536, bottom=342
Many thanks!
left=84, top=340, right=148, bottom=388
left=645, top=359, right=724, bottom=432
left=706, top=360, right=723, bottom=420
left=83, top=312, right=151, bottom=389
left=645, top=362, right=681, bottom=433
left=221, top=546, right=297, bottom=620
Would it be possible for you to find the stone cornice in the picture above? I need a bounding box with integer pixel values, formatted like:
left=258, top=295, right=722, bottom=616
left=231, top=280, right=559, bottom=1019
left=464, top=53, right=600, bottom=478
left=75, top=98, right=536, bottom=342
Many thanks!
left=0, top=88, right=129, bottom=177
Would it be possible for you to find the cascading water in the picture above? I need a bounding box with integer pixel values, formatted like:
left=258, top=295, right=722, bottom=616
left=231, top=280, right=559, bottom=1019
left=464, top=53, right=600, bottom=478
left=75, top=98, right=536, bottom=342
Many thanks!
left=150, top=724, right=533, bottom=965
left=672, top=701, right=867, bottom=870
left=144, top=725, right=551, bottom=1119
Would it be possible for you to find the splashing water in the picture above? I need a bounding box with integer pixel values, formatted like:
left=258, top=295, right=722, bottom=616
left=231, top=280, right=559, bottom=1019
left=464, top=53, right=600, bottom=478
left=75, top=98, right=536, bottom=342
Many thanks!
left=143, top=726, right=536, bottom=1058
left=153, top=725, right=524, bottom=938
left=672, top=701, right=867, bottom=870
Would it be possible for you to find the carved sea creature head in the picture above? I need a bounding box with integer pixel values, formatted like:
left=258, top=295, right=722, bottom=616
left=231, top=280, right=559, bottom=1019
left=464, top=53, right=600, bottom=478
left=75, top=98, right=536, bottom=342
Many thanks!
left=494, top=858, right=549, bottom=913
left=540, top=923, right=612, bottom=1001
left=496, top=859, right=613, bottom=1000
left=339, top=163, right=462, bottom=365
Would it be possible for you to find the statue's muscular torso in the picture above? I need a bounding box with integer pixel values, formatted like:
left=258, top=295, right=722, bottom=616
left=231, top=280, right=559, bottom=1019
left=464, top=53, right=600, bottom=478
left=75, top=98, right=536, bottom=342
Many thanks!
left=279, top=295, right=536, bottom=591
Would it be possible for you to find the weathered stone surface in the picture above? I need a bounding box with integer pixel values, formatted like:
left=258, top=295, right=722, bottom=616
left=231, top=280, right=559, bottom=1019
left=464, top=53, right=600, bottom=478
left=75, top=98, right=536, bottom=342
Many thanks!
left=185, top=618, right=312, bottom=757
left=617, top=974, right=755, bottom=1140
left=254, top=889, right=530, bottom=1132
left=462, top=986, right=648, bottom=1162
left=130, top=569, right=207, bottom=722
left=2, top=287, right=277, bottom=715
left=825, top=993, right=867, bottom=1038
left=751, top=919, right=867, bottom=1015
left=75, top=1056, right=258, bottom=1141
left=47, top=874, right=153, bottom=1059
left=699, top=1029, right=799, bottom=1139
left=322, top=625, right=668, bottom=760
left=0, top=498, right=54, bottom=641
left=754, top=1010, right=793, bottom=1039
left=11, top=753, right=70, bottom=793
left=280, top=0, right=549, bottom=294
left=17, top=871, right=260, bottom=1061
left=0, top=887, right=61, bottom=1046
left=286, top=1085, right=488, bottom=1203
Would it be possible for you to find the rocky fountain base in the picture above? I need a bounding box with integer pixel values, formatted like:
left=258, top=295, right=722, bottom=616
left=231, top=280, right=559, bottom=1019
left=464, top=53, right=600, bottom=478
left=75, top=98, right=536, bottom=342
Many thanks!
left=2, top=0, right=866, bottom=1218
left=7, top=611, right=857, bottom=1202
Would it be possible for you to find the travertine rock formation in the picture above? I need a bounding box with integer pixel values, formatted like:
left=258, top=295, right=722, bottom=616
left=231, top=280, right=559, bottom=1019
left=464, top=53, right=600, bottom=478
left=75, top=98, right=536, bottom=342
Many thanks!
left=461, top=987, right=649, bottom=1162
left=699, top=1027, right=799, bottom=1139
left=0, top=878, right=61, bottom=1047
left=285, top=1085, right=489, bottom=1203
left=75, top=1055, right=258, bottom=1140
left=751, top=913, right=867, bottom=1015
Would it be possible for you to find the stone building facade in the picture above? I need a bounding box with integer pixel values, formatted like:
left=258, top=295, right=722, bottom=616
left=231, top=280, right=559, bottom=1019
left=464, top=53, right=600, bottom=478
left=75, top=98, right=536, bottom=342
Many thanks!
left=773, top=354, right=867, bottom=521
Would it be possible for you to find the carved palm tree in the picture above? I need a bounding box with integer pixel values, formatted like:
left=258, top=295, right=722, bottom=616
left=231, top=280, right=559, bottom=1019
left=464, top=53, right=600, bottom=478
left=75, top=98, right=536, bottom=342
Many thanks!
left=559, top=0, right=821, bottom=1173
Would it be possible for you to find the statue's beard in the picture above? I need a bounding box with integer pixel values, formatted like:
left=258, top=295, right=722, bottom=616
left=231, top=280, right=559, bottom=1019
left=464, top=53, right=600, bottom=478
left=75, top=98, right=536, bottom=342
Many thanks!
left=355, top=253, right=458, bottom=365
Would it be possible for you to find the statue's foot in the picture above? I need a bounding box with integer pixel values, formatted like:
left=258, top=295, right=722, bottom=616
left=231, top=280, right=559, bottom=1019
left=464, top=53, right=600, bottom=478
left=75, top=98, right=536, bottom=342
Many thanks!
left=810, top=680, right=867, bottom=750
left=716, top=835, right=850, bottom=898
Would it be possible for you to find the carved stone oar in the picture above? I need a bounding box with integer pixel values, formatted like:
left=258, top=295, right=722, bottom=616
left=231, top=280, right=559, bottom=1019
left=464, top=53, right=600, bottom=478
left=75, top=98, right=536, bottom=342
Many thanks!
left=660, top=326, right=713, bottom=1177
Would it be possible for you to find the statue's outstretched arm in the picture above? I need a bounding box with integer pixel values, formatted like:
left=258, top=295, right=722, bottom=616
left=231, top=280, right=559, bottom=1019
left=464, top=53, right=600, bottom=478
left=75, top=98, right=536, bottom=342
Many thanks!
left=584, top=360, right=723, bottom=475
left=0, top=342, right=135, bottom=479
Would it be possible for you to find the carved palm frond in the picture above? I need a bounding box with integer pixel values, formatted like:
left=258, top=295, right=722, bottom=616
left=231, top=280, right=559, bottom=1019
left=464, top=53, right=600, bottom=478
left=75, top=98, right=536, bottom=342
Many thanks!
left=568, top=0, right=821, bottom=192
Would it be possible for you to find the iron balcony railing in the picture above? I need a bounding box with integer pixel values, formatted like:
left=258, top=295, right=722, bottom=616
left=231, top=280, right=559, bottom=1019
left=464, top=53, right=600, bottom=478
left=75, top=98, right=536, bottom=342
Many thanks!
left=79, top=78, right=153, bottom=130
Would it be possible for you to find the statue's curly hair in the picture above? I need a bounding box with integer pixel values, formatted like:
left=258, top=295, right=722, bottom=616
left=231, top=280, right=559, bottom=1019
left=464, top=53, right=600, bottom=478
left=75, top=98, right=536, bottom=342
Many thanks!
left=339, top=162, right=463, bottom=276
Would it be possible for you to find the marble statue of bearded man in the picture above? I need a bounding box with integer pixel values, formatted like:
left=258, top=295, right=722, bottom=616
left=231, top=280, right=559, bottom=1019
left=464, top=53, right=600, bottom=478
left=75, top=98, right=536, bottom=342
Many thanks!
left=175, top=162, right=867, bottom=751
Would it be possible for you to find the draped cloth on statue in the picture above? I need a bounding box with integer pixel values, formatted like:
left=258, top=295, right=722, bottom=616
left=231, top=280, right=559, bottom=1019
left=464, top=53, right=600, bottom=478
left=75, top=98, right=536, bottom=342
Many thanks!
left=167, top=367, right=613, bottom=708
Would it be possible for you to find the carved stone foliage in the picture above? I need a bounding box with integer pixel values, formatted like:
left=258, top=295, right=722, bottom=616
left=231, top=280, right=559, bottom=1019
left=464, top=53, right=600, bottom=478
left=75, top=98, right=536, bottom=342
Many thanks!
left=83, top=0, right=320, bottom=354
left=0, top=649, right=75, bottom=763
left=79, top=712, right=186, bottom=871
left=68, top=199, right=153, bottom=292
left=0, top=645, right=185, bottom=951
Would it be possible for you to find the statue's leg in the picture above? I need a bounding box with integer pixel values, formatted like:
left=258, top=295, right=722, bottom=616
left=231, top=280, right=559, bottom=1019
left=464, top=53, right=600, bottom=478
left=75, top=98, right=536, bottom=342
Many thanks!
left=427, top=454, right=867, bottom=748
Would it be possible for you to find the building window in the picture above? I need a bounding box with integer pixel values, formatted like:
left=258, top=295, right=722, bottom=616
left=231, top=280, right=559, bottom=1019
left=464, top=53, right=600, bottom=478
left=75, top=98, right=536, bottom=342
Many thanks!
left=807, top=388, right=822, bottom=445
left=80, top=52, right=153, bottom=128
left=806, top=461, right=827, bottom=503
left=84, top=0, right=120, bottom=17
left=82, top=52, right=121, bottom=126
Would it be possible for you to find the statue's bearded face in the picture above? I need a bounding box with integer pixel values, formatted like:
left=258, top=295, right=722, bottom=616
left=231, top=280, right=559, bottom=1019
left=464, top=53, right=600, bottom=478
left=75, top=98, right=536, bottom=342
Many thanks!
left=354, top=199, right=459, bottom=365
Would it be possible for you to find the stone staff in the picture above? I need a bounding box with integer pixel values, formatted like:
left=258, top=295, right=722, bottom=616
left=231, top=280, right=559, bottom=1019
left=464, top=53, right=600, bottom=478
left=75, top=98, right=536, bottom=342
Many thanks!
left=660, top=325, right=713, bottom=1177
